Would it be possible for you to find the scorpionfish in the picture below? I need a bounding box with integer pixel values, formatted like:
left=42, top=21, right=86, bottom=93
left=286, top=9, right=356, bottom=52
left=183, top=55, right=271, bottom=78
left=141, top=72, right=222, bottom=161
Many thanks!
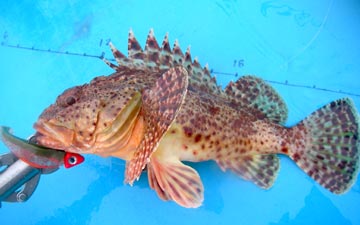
left=33, top=29, right=360, bottom=208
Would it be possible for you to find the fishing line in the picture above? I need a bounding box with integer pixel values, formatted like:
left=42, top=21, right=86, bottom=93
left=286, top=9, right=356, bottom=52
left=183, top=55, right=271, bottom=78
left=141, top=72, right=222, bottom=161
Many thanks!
left=1, top=41, right=359, bottom=98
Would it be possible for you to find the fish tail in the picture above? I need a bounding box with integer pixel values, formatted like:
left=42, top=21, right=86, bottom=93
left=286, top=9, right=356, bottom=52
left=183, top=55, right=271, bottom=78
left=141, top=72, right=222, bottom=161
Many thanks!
left=289, top=98, right=359, bottom=194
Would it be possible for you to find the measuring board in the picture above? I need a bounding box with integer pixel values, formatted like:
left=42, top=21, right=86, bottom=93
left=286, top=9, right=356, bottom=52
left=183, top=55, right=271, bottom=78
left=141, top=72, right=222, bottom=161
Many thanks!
left=1, top=32, right=359, bottom=98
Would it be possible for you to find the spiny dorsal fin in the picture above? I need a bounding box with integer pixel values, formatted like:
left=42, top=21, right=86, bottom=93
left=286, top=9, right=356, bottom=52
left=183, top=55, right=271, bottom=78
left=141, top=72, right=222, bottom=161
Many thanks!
left=105, top=29, right=222, bottom=96
left=225, top=76, right=288, bottom=124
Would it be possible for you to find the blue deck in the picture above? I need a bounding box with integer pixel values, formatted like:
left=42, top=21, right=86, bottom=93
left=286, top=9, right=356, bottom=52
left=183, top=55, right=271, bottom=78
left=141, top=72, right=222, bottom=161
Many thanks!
left=0, top=1, right=359, bottom=224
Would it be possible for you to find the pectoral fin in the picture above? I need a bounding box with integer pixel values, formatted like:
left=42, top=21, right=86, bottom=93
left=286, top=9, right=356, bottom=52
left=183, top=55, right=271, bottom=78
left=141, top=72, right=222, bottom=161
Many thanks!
left=125, top=66, right=189, bottom=184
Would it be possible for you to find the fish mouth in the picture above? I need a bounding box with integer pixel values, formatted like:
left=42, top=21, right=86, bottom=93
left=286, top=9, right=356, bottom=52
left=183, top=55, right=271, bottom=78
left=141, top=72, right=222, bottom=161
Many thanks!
left=33, top=121, right=77, bottom=152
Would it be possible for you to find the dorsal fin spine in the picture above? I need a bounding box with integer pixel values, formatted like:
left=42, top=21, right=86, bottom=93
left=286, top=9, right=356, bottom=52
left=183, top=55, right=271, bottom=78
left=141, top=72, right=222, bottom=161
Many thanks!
left=145, top=29, right=160, bottom=68
left=173, top=39, right=184, bottom=66
left=128, top=29, right=144, bottom=60
left=159, top=32, right=172, bottom=69
left=109, top=42, right=129, bottom=67
left=183, top=46, right=193, bottom=74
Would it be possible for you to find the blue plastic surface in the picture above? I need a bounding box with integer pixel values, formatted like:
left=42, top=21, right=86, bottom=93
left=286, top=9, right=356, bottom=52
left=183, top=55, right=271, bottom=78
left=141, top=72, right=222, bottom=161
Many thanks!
left=0, top=0, right=359, bottom=224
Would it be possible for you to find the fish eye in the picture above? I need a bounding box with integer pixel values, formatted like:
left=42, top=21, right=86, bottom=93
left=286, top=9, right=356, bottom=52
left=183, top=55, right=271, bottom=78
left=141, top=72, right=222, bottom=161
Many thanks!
left=65, top=96, right=76, bottom=106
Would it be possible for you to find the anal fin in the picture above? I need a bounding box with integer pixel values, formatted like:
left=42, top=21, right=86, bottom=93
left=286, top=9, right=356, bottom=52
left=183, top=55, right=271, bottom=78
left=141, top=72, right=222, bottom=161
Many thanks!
left=148, top=156, right=204, bottom=208
left=218, top=154, right=280, bottom=189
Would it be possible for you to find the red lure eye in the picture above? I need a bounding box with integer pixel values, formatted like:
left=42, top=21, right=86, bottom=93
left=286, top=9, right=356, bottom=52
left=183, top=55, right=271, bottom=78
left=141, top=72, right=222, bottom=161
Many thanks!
left=64, top=152, right=85, bottom=168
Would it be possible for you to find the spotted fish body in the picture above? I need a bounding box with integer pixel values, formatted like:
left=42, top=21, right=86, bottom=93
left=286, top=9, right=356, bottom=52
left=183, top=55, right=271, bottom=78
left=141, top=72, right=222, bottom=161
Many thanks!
left=34, top=29, right=360, bottom=208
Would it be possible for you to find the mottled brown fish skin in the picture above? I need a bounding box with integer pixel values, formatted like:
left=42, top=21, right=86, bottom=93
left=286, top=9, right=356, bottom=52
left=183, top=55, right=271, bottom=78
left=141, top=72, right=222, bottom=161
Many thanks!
left=154, top=89, right=292, bottom=190
left=166, top=91, right=285, bottom=161
left=33, top=29, right=359, bottom=208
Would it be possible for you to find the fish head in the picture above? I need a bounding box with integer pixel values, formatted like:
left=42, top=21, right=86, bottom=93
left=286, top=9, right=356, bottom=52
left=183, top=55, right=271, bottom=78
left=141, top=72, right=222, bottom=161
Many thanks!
left=34, top=73, right=144, bottom=157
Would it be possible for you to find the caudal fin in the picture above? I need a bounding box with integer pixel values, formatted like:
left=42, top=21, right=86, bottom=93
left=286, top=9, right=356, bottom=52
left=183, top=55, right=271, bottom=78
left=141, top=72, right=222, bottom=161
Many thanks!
left=289, top=98, right=359, bottom=194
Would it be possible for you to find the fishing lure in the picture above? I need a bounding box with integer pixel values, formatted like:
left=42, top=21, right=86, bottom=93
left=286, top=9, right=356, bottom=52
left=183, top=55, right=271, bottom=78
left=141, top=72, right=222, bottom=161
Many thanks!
left=0, top=126, right=84, bottom=169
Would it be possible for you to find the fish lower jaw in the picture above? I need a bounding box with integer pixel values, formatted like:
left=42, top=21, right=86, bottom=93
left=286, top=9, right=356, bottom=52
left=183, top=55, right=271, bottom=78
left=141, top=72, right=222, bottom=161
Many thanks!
left=35, top=134, right=65, bottom=150
left=33, top=121, right=74, bottom=150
